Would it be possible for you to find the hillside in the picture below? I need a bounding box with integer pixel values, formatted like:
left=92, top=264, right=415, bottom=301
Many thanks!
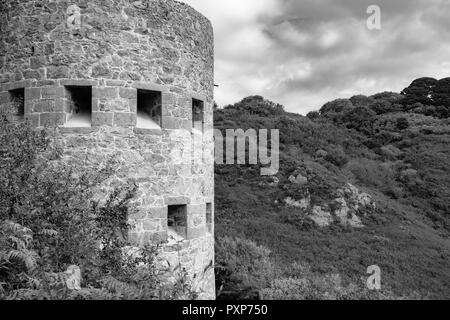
left=213, top=78, right=450, bottom=300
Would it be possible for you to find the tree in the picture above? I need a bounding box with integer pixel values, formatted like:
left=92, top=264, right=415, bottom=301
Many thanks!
left=319, top=99, right=354, bottom=124
left=350, top=95, right=375, bottom=108
left=369, top=91, right=404, bottom=104
left=320, top=99, right=354, bottom=116
left=369, top=100, right=393, bottom=115
left=432, top=77, right=450, bottom=108
left=307, top=111, right=320, bottom=120
left=224, top=96, right=285, bottom=117
left=396, top=117, right=410, bottom=131
left=215, top=236, right=274, bottom=299
left=401, top=77, right=438, bottom=107
left=341, top=106, right=377, bottom=134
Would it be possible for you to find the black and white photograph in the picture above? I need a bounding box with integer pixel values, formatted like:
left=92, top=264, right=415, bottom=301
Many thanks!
left=0, top=0, right=449, bottom=309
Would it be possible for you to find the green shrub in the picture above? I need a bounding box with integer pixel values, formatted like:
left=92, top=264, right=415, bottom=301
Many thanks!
left=396, top=118, right=410, bottom=130
left=306, top=111, right=320, bottom=120
left=347, top=159, right=403, bottom=198
left=324, top=148, right=348, bottom=168
left=215, top=236, right=274, bottom=299
left=260, top=262, right=417, bottom=300
left=341, top=106, right=376, bottom=134
left=0, top=116, right=196, bottom=300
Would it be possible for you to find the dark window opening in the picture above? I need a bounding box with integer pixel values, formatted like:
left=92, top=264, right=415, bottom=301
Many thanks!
left=206, top=203, right=213, bottom=234
left=9, top=88, right=25, bottom=121
left=65, top=86, right=92, bottom=127
left=192, top=99, right=204, bottom=132
left=167, top=205, right=187, bottom=239
left=137, top=89, right=162, bottom=129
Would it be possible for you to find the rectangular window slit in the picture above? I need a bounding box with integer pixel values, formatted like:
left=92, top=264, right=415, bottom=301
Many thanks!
left=65, top=86, right=92, bottom=127
left=137, top=89, right=162, bottom=129
left=9, top=88, right=25, bottom=121
left=167, top=205, right=187, bottom=240
left=192, top=99, right=204, bottom=133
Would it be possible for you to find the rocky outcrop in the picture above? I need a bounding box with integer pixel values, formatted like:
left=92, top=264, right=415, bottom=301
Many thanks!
left=284, top=196, right=310, bottom=211
left=284, top=181, right=376, bottom=228
left=65, top=265, right=82, bottom=291
left=288, top=173, right=308, bottom=185
left=330, top=197, right=363, bottom=228
left=336, top=183, right=376, bottom=212
left=319, top=183, right=375, bottom=228
left=309, top=206, right=333, bottom=227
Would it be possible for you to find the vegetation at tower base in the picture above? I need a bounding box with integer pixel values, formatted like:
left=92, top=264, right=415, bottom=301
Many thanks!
left=0, top=110, right=197, bottom=300
left=213, top=79, right=450, bottom=300
left=0, top=0, right=216, bottom=299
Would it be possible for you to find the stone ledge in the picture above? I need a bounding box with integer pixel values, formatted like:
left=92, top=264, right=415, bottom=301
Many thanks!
left=133, top=127, right=163, bottom=136
left=165, top=196, right=191, bottom=206
left=1, top=80, right=35, bottom=92
left=59, top=79, right=99, bottom=87
left=106, top=80, right=126, bottom=87
left=190, top=92, right=207, bottom=103
left=131, top=82, right=168, bottom=92
left=58, top=127, right=97, bottom=134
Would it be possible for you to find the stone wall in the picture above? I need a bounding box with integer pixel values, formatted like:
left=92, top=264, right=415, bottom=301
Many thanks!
left=0, top=0, right=215, bottom=299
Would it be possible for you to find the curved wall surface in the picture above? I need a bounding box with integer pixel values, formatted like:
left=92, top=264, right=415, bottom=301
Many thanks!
left=0, top=0, right=215, bottom=299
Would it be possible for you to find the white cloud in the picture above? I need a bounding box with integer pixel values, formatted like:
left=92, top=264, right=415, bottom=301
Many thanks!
left=179, top=0, right=450, bottom=114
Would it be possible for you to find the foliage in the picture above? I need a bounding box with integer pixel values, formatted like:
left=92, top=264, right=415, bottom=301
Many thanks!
left=215, top=236, right=274, bottom=299
left=369, top=91, right=404, bottom=104
left=349, top=95, right=375, bottom=108
left=430, top=78, right=450, bottom=107
left=306, top=111, right=320, bottom=120
left=214, top=90, right=450, bottom=300
left=401, top=77, right=438, bottom=107
left=324, top=147, right=348, bottom=168
left=222, top=96, right=285, bottom=117
left=340, top=106, right=377, bottom=134
left=396, top=117, right=410, bottom=130
left=410, top=104, right=450, bottom=119
left=401, top=77, right=450, bottom=117
left=0, top=115, right=196, bottom=300
left=260, top=262, right=417, bottom=300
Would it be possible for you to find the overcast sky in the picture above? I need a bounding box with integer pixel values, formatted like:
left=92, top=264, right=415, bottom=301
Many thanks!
left=180, top=0, right=450, bottom=114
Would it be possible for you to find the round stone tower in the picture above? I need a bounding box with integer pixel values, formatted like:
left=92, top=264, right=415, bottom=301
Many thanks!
left=0, top=0, right=215, bottom=299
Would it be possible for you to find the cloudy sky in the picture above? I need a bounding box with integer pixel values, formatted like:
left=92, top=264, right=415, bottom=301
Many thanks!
left=180, top=0, right=450, bottom=114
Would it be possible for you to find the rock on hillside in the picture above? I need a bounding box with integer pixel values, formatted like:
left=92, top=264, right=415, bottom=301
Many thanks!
left=284, top=182, right=376, bottom=228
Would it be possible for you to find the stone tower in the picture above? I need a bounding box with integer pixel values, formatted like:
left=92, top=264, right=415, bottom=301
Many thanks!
left=0, top=0, right=215, bottom=299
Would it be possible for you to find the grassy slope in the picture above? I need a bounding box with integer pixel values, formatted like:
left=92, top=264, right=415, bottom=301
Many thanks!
left=214, top=97, right=450, bottom=299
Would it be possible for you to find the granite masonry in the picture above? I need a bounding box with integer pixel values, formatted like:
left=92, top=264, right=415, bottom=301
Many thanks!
left=0, top=0, right=215, bottom=299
